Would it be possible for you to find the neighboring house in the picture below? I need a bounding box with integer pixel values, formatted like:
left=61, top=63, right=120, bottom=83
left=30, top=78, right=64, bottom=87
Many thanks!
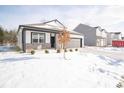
left=107, top=32, right=122, bottom=45
left=74, top=24, right=108, bottom=46
left=17, top=19, right=84, bottom=52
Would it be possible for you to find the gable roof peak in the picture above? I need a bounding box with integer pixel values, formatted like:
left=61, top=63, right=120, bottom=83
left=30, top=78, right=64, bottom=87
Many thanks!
left=42, top=19, right=66, bottom=29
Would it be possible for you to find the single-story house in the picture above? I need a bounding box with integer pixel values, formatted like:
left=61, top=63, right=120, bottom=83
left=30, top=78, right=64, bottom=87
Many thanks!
left=74, top=24, right=108, bottom=47
left=17, top=19, right=84, bottom=52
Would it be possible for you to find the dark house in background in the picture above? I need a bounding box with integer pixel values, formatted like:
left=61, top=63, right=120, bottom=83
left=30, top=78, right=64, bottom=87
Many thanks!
left=74, top=24, right=108, bottom=46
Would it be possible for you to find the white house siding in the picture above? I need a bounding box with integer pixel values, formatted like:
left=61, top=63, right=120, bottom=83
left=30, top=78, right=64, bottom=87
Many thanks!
left=102, top=31, right=107, bottom=38
left=101, top=31, right=107, bottom=46
left=96, top=28, right=107, bottom=46
left=107, top=33, right=112, bottom=45
left=70, top=34, right=83, bottom=38
left=82, top=36, right=84, bottom=47
left=46, top=33, right=50, bottom=43
left=96, top=29, right=101, bottom=37
left=25, top=31, right=31, bottom=43
left=17, top=28, right=23, bottom=49
left=96, top=38, right=107, bottom=47
left=55, top=34, right=61, bottom=49
left=96, top=39, right=100, bottom=46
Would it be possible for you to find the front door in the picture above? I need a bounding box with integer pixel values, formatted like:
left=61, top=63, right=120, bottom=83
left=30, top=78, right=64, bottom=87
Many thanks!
left=51, top=36, right=55, bottom=48
left=80, top=39, right=82, bottom=48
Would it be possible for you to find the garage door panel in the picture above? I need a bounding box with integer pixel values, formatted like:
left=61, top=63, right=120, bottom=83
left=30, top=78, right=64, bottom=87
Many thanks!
left=66, top=38, right=81, bottom=48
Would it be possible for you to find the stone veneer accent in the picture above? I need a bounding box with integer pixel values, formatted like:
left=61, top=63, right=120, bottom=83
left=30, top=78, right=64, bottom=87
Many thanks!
left=26, top=43, right=51, bottom=50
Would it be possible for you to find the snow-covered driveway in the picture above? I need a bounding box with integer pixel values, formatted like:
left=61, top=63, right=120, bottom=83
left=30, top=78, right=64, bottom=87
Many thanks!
left=0, top=50, right=124, bottom=88
left=81, top=47, right=124, bottom=61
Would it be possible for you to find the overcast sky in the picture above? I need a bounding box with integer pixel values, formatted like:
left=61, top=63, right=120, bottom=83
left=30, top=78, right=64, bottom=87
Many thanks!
left=0, top=5, right=124, bottom=34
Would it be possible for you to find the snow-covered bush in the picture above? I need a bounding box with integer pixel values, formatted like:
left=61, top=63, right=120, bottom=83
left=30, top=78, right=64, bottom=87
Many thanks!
left=75, top=49, right=78, bottom=51
left=116, top=82, right=123, bottom=88
left=64, top=49, right=67, bottom=52
left=15, top=46, right=21, bottom=52
left=45, top=49, right=49, bottom=54
left=57, top=49, right=61, bottom=53
left=116, top=75, right=124, bottom=88
left=69, top=49, right=73, bottom=52
left=121, top=76, right=124, bottom=79
left=31, top=50, right=35, bottom=55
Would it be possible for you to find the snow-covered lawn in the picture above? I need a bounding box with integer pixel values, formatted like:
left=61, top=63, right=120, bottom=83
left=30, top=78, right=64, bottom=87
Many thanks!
left=0, top=50, right=124, bottom=88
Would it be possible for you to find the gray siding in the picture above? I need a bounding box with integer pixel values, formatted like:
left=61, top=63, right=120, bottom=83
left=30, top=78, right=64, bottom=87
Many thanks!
left=19, top=28, right=84, bottom=52
left=74, top=24, right=96, bottom=46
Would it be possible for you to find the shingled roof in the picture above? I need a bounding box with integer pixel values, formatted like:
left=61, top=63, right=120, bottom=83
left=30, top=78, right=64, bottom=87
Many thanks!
left=18, top=19, right=82, bottom=35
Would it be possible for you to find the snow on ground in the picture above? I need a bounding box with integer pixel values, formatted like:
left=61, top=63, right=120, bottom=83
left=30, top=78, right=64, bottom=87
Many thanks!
left=88, top=47, right=124, bottom=52
left=0, top=45, right=15, bottom=52
left=0, top=50, right=124, bottom=88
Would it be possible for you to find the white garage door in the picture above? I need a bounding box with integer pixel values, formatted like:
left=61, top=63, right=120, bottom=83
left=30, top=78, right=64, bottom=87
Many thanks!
left=66, top=38, right=81, bottom=48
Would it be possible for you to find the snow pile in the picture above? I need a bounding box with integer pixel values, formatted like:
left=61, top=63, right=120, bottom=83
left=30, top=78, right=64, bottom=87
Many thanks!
left=0, top=51, right=124, bottom=88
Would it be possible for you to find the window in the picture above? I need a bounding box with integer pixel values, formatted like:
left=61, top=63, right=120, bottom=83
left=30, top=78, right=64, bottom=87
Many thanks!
left=39, top=33, right=45, bottom=43
left=32, top=33, right=45, bottom=43
left=32, top=33, right=38, bottom=43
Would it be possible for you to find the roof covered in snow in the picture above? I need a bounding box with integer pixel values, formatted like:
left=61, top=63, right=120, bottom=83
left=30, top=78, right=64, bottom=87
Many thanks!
left=18, top=19, right=83, bottom=35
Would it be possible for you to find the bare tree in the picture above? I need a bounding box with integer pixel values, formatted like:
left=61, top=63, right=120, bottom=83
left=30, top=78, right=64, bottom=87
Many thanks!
left=58, top=29, right=70, bottom=59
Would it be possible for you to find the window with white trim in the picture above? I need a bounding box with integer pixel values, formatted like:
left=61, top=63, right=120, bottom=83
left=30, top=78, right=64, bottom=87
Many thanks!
left=32, top=33, right=45, bottom=43
left=39, top=33, right=45, bottom=43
